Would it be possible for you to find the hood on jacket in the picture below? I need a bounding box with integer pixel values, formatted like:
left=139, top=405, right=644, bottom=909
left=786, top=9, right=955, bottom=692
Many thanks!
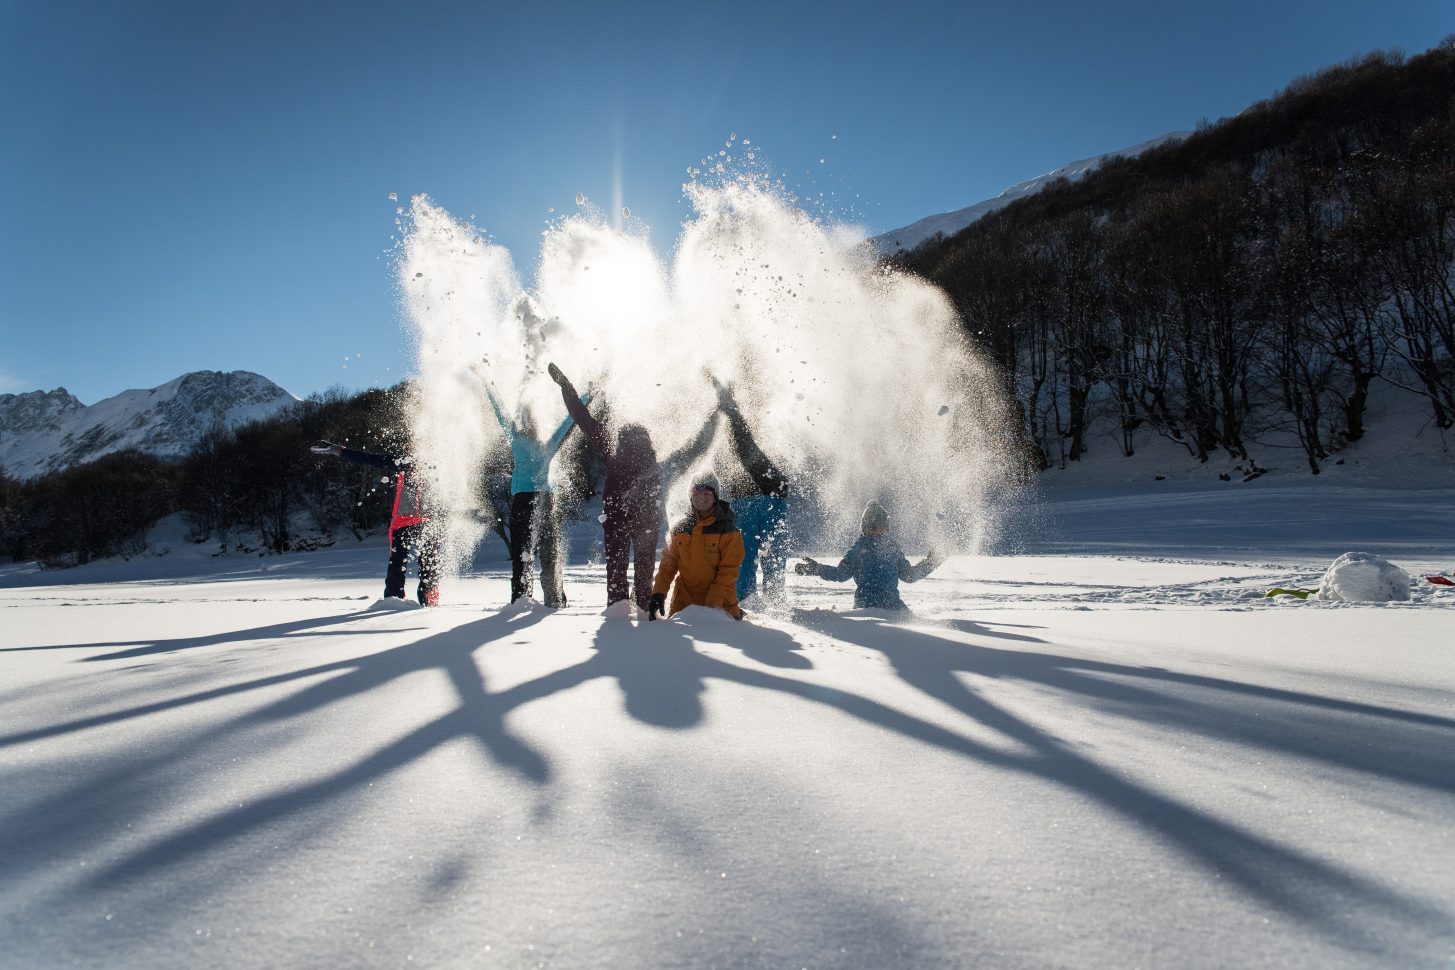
left=672, top=499, right=736, bottom=535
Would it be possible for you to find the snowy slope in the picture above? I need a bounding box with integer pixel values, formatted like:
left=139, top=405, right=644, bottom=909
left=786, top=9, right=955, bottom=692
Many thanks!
left=1, top=484, right=1452, bottom=969
left=0, top=370, right=299, bottom=479
left=872, top=132, right=1191, bottom=254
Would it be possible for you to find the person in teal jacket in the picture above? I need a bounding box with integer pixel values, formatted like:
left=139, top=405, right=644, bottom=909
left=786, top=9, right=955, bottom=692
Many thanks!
left=795, top=501, right=944, bottom=611
left=710, top=376, right=791, bottom=607
left=483, top=380, right=591, bottom=608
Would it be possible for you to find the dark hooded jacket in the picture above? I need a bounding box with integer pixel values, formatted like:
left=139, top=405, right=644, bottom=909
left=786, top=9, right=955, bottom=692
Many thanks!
left=557, top=378, right=660, bottom=520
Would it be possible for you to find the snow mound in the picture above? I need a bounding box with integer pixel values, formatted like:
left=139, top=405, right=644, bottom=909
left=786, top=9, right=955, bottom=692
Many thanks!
left=368, top=597, right=424, bottom=611
left=501, top=596, right=541, bottom=615
left=602, top=600, right=637, bottom=620
left=1315, top=552, right=1411, bottom=603
left=670, top=604, right=739, bottom=625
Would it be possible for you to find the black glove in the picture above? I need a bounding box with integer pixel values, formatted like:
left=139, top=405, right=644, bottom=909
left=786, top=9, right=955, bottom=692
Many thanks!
left=648, top=593, right=666, bottom=620
left=547, top=362, right=568, bottom=387
left=794, top=557, right=820, bottom=576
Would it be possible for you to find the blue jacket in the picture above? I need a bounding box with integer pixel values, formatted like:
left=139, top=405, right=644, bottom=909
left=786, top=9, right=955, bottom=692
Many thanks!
left=815, top=534, right=937, bottom=610
left=486, top=386, right=591, bottom=495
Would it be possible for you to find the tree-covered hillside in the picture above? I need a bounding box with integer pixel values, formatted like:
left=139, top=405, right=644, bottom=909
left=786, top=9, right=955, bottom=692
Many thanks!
left=893, top=42, right=1455, bottom=473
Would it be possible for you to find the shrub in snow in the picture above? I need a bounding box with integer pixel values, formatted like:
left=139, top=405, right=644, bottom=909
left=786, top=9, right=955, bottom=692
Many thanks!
left=1315, top=552, right=1411, bottom=603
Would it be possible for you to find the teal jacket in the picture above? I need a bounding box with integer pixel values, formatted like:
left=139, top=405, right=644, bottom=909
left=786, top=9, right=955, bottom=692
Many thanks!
left=486, top=386, right=591, bottom=495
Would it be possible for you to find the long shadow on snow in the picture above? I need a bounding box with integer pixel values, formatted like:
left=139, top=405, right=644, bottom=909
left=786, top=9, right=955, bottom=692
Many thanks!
left=440, top=607, right=1450, bottom=947
left=81, top=613, right=711, bottom=887
left=937, top=622, right=1449, bottom=735
left=0, top=611, right=427, bottom=747
left=0, top=607, right=553, bottom=890
left=794, top=609, right=1453, bottom=948
left=18, top=601, right=1446, bottom=952
left=0, top=608, right=396, bottom=662
left=76, top=613, right=798, bottom=890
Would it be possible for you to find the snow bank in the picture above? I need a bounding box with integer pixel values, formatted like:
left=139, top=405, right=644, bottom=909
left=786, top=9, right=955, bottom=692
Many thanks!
left=1315, top=551, right=1411, bottom=603
left=366, top=596, right=424, bottom=611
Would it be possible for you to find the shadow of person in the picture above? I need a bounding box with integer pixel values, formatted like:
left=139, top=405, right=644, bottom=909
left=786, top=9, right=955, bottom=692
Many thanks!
left=0, top=608, right=392, bottom=661
left=15, top=608, right=560, bottom=891
left=938, top=617, right=1049, bottom=644
left=786, top=608, right=1455, bottom=942
left=592, top=618, right=705, bottom=728
left=688, top=608, right=812, bottom=669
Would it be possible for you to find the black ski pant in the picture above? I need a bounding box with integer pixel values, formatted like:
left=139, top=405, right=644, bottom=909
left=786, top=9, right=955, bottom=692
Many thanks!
left=603, top=506, right=658, bottom=611
left=509, top=491, right=566, bottom=607
left=386, top=523, right=439, bottom=603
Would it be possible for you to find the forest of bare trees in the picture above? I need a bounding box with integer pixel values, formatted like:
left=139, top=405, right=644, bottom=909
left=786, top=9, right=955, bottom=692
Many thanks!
left=894, top=43, right=1455, bottom=474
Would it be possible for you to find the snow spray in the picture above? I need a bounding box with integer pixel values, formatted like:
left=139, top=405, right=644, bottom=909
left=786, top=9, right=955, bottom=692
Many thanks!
left=396, top=165, right=1024, bottom=578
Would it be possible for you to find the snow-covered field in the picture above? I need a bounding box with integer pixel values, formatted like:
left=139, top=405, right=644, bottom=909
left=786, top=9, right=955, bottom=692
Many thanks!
left=3, top=482, right=1453, bottom=969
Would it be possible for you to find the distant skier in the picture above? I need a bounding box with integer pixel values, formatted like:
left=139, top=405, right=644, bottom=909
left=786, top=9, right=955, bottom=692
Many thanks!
left=649, top=472, right=745, bottom=621
left=711, top=376, right=791, bottom=607
left=482, top=378, right=590, bottom=608
left=795, top=500, right=943, bottom=611
left=548, top=362, right=661, bottom=612
left=312, top=441, right=440, bottom=606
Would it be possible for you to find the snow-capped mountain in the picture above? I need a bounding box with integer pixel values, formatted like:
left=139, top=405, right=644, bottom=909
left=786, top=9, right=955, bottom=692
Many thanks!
left=0, top=370, right=299, bottom=480
left=872, top=131, right=1192, bottom=254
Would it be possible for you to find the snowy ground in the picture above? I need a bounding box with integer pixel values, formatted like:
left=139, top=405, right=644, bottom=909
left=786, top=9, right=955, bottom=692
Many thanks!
left=3, top=483, right=1453, bottom=969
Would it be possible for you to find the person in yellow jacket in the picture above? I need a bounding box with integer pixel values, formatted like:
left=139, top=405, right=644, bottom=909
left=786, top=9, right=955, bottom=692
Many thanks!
left=649, top=473, right=745, bottom=620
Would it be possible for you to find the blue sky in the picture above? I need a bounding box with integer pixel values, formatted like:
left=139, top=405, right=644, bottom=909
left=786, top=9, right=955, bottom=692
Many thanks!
left=1, top=0, right=1450, bottom=404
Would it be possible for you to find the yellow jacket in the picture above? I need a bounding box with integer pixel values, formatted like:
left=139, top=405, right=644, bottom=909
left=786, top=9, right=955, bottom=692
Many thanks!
left=653, top=501, right=745, bottom=619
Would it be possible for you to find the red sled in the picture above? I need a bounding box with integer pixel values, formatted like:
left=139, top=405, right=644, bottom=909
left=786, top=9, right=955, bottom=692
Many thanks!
left=1426, top=575, right=1455, bottom=586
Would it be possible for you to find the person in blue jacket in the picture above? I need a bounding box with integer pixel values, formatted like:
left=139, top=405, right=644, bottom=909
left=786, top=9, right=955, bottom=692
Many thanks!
left=710, top=376, right=791, bottom=607
left=483, top=380, right=591, bottom=608
left=794, top=500, right=944, bottom=611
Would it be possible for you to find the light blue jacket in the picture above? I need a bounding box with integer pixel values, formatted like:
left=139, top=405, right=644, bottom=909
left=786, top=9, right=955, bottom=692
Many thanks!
left=486, top=386, right=591, bottom=495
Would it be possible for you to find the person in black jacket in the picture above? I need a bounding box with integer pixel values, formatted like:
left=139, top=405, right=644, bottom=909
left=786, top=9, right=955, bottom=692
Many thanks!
left=313, top=441, right=440, bottom=606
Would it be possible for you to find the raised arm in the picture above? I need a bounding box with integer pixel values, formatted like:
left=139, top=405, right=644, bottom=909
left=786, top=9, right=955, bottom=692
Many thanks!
left=549, top=363, right=611, bottom=459
left=482, top=382, right=515, bottom=445
left=716, top=381, right=788, bottom=497
left=660, top=411, right=721, bottom=483
left=335, top=445, right=410, bottom=472
left=542, top=389, right=593, bottom=460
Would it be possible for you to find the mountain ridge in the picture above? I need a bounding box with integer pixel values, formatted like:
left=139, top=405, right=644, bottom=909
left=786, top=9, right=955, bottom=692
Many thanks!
left=0, top=370, right=299, bottom=480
